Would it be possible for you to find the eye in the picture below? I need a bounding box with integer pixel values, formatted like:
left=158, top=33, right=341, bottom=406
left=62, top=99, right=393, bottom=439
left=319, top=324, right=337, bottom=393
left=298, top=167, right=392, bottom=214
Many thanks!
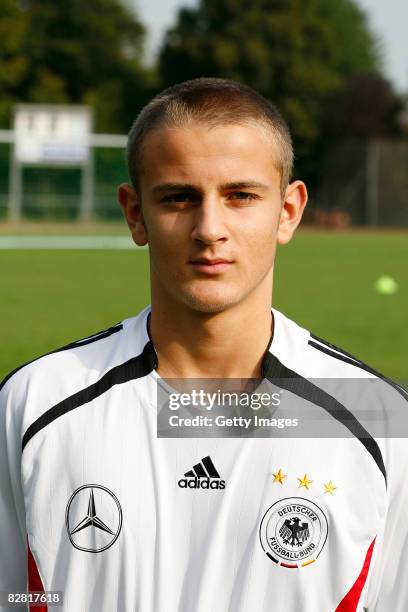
left=230, top=192, right=259, bottom=200
left=161, top=192, right=196, bottom=204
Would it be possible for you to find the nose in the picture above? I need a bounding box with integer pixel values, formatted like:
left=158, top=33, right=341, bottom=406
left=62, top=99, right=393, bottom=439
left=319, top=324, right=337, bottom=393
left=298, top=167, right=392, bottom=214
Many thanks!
left=191, top=195, right=228, bottom=245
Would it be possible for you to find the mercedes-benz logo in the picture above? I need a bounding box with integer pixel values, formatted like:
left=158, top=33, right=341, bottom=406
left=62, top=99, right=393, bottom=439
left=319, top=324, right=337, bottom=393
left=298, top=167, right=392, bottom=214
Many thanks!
left=65, top=484, right=122, bottom=553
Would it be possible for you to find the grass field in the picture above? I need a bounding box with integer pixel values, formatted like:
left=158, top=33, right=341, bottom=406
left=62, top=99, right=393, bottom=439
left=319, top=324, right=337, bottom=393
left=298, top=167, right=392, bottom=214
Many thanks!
left=1, top=226, right=407, bottom=381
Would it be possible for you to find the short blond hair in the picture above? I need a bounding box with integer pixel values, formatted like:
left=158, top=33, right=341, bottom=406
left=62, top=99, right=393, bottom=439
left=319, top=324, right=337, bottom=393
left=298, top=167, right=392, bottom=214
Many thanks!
left=127, top=77, right=294, bottom=199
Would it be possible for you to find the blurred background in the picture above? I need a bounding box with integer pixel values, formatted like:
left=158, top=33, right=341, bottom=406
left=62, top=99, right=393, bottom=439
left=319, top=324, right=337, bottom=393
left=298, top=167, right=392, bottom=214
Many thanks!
left=0, top=0, right=407, bottom=381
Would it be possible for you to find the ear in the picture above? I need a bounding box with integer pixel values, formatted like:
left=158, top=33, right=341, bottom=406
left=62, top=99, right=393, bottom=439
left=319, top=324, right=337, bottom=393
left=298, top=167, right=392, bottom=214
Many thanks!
left=277, top=180, right=308, bottom=245
left=117, top=183, right=148, bottom=246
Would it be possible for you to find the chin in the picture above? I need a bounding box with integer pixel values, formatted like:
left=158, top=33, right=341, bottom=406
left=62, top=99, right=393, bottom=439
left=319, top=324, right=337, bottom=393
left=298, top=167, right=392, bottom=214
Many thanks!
left=180, top=290, right=241, bottom=313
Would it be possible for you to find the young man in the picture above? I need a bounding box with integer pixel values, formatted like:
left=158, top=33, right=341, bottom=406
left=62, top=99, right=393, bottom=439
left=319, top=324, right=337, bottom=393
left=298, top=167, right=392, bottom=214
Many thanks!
left=1, top=78, right=407, bottom=611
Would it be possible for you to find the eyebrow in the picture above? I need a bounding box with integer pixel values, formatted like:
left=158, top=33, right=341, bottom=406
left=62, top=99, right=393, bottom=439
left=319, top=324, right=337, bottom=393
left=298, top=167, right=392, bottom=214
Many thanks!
left=151, top=181, right=270, bottom=195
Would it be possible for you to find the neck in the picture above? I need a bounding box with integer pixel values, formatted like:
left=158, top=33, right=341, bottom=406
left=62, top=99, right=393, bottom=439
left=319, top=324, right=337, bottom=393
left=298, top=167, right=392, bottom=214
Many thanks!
left=149, top=290, right=274, bottom=379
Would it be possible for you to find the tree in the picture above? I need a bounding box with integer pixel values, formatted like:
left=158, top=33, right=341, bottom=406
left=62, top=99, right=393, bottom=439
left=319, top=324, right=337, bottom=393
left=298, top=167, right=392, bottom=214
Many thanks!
left=158, top=0, right=382, bottom=182
left=0, top=0, right=155, bottom=132
left=325, top=74, right=403, bottom=139
left=0, top=0, right=28, bottom=125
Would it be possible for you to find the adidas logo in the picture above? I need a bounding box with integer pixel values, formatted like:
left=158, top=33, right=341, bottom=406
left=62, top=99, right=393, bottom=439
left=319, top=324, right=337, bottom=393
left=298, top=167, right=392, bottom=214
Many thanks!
left=178, top=455, right=226, bottom=490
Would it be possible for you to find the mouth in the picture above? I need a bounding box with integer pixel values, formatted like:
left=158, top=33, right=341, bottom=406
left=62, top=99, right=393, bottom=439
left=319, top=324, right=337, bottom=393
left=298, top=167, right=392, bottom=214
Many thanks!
left=189, top=257, right=233, bottom=275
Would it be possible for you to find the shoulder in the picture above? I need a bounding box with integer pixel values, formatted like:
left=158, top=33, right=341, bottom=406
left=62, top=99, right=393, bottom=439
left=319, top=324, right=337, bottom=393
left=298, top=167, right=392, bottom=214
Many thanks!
left=272, top=308, right=407, bottom=401
left=1, top=321, right=123, bottom=393
left=270, top=309, right=407, bottom=485
left=0, top=306, right=153, bottom=422
left=270, top=308, right=407, bottom=440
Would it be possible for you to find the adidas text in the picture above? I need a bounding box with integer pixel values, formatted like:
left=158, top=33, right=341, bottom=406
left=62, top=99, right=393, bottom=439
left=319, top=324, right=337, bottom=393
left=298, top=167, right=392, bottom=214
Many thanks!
left=178, top=477, right=226, bottom=489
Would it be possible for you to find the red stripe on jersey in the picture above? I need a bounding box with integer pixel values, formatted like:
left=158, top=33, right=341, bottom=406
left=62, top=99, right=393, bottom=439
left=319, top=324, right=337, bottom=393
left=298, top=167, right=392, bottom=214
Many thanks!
left=27, top=535, right=48, bottom=612
left=335, top=537, right=376, bottom=611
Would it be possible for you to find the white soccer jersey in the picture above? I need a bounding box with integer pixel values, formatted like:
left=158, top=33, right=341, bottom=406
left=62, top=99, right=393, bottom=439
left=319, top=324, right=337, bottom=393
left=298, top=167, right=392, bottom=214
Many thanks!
left=1, top=306, right=407, bottom=612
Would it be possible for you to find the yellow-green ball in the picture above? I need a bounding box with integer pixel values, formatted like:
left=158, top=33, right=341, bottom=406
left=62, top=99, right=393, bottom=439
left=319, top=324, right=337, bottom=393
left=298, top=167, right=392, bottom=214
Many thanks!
left=374, top=275, right=398, bottom=295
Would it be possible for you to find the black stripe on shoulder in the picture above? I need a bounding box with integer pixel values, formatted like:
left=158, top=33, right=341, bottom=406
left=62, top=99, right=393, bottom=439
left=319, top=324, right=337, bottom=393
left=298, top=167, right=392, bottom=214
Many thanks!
left=21, top=340, right=157, bottom=453
left=0, top=322, right=123, bottom=392
left=309, top=335, right=408, bottom=402
left=262, top=351, right=387, bottom=485
left=310, top=333, right=361, bottom=363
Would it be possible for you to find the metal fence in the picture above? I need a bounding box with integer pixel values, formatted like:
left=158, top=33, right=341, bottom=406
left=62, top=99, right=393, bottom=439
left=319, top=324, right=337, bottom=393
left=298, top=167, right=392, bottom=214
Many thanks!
left=0, top=135, right=407, bottom=226
left=316, top=139, right=408, bottom=227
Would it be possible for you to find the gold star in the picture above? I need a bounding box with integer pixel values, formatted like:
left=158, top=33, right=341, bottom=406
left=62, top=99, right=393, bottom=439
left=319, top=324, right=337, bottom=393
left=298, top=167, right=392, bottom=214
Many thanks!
left=298, top=474, right=313, bottom=489
left=272, top=468, right=287, bottom=485
left=324, top=480, right=337, bottom=495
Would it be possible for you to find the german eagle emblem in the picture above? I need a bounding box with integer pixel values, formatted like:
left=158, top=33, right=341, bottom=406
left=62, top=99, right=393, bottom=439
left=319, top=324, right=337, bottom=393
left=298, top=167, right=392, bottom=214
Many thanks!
left=279, top=517, right=310, bottom=547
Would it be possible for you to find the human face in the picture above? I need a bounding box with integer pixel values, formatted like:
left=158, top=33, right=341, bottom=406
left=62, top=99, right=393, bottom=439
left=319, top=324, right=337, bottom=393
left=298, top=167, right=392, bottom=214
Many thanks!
left=119, top=122, right=307, bottom=314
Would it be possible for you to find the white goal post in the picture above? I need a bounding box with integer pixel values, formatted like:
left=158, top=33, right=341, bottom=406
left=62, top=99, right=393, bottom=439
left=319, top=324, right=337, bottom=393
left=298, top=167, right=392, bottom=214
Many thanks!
left=4, top=104, right=127, bottom=222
